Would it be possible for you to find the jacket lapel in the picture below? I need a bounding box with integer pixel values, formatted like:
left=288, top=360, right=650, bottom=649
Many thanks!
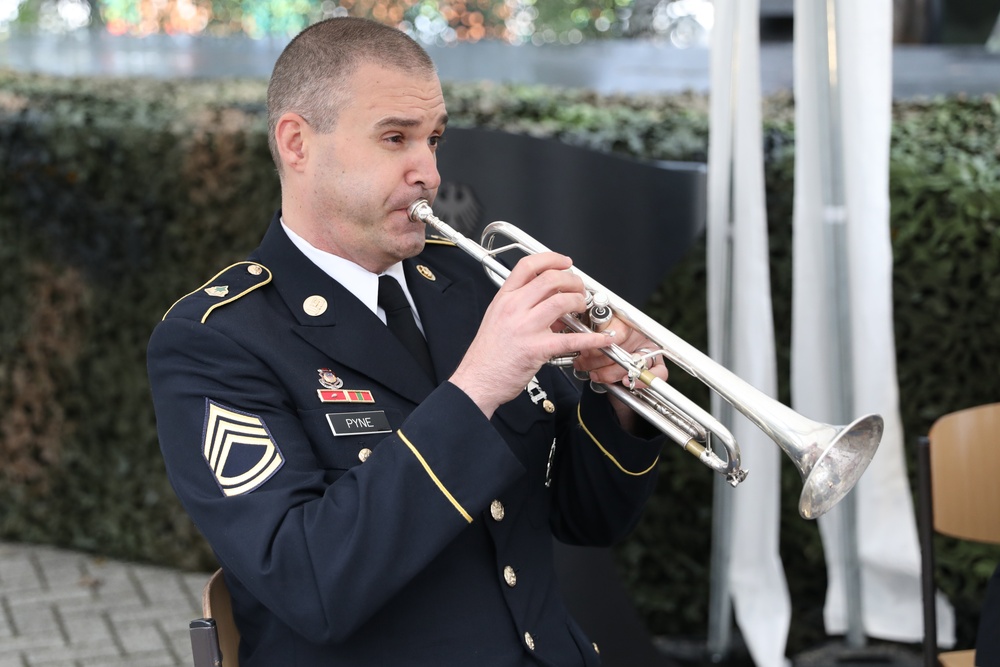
left=253, top=216, right=437, bottom=405
left=403, top=256, right=483, bottom=383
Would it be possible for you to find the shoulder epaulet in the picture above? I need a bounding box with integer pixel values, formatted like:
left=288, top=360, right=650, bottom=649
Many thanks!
left=161, top=261, right=272, bottom=324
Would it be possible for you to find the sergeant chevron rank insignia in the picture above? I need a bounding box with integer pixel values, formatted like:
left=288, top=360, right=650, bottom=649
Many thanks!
left=202, top=399, right=284, bottom=496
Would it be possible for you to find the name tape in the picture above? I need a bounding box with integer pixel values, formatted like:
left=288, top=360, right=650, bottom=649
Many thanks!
left=326, top=410, right=392, bottom=436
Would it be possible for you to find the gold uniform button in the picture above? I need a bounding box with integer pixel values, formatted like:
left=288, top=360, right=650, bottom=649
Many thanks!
left=524, top=632, right=535, bottom=650
left=358, top=448, right=372, bottom=463
left=417, top=264, right=436, bottom=281
left=542, top=399, right=555, bottom=413
left=490, top=499, right=505, bottom=521
left=247, top=264, right=263, bottom=275
left=503, top=565, right=517, bottom=587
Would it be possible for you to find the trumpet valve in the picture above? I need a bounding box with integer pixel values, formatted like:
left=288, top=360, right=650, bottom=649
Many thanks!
left=588, top=292, right=613, bottom=332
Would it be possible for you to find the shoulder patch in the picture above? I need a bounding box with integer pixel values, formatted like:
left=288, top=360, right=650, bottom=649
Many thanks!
left=162, top=262, right=272, bottom=323
left=202, top=399, right=284, bottom=497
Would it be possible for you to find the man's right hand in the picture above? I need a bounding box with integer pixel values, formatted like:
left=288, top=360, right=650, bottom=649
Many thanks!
left=449, top=252, right=611, bottom=419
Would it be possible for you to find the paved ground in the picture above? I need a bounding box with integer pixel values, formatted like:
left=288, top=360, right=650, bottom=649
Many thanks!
left=0, top=542, right=206, bottom=667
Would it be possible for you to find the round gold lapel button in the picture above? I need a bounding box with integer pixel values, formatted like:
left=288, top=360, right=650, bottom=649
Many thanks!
left=303, top=295, right=328, bottom=316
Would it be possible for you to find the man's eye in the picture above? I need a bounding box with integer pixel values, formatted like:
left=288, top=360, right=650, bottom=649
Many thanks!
left=429, top=135, right=444, bottom=148
left=386, top=135, right=404, bottom=144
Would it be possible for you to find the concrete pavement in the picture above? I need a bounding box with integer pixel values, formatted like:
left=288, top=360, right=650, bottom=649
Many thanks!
left=0, top=542, right=207, bottom=667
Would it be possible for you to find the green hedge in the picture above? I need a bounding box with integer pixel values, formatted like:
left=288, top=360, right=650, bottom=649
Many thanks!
left=1, top=69, right=997, bottom=654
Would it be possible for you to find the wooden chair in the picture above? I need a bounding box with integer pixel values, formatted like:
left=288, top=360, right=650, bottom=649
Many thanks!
left=918, top=402, right=1000, bottom=667
left=189, top=569, right=241, bottom=667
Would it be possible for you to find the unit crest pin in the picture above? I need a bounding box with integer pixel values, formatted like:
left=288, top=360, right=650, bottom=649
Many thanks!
left=317, top=368, right=344, bottom=390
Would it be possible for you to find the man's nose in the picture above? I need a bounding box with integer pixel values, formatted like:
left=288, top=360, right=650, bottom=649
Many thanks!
left=407, top=145, right=441, bottom=191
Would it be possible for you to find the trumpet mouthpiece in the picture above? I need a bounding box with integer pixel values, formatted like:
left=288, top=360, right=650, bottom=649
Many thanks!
left=407, top=199, right=431, bottom=223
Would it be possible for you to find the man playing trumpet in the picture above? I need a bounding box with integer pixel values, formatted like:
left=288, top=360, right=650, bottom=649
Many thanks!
left=148, top=16, right=668, bottom=666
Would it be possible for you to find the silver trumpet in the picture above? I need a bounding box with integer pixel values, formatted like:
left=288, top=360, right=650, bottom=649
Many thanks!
left=408, top=199, right=882, bottom=519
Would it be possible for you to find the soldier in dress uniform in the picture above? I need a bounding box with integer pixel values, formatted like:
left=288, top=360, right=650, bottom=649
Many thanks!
left=148, top=16, right=668, bottom=667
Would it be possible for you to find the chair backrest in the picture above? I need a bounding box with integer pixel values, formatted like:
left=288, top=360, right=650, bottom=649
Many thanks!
left=927, top=402, right=1000, bottom=544
left=919, top=402, right=1000, bottom=667
left=202, top=569, right=241, bottom=667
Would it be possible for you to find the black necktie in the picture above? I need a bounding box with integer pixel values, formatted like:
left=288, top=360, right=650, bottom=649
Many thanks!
left=378, top=275, right=435, bottom=381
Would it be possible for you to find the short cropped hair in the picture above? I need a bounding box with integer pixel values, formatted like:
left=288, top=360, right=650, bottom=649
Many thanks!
left=266, top=17, right=437, bottom=172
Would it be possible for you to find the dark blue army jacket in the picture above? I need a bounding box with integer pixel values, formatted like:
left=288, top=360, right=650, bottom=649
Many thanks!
left=147, top=212, right=664, bottom=667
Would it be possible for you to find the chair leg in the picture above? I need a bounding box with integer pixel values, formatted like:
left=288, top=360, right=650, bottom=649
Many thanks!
left=917, top=436, right=938, bottom=667
left=190, top=618, right=224, bottom=667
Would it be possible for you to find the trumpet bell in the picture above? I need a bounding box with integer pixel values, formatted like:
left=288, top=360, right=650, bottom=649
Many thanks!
left=795, top=414, right=884, bottom=520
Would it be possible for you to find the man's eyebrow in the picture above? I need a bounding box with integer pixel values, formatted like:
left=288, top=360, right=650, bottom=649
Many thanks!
left=375, top=114, right=449, bottom=130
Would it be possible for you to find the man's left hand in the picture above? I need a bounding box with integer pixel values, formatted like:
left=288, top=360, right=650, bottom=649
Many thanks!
left=572, top=317, right=670, bottom=432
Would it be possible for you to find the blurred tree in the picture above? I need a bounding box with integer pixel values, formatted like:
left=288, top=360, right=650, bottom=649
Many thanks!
left=0, top=0, right=712, bottom=44
left=942, top=0, right=1000, bottom=44
left=894, top=0, right=929, bottom=43
left=5, top=0, right=101, bottom=32
left=625, top=0, right=657, bottom=36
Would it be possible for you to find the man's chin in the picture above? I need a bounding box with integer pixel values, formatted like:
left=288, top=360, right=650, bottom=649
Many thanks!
left=394, top=234, right=426, bottom=261
left=407, top=236, right=427, bottom=258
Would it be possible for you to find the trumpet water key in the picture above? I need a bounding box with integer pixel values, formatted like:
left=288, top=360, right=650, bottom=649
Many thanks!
left=408, top=199, right=883, bottom=519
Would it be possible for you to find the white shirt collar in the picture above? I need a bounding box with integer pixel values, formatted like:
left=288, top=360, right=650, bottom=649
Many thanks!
left=280, top=220, right=421, bottom=328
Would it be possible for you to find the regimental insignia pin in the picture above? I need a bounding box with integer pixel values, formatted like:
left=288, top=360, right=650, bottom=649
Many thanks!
left=416, top=265, right=436, bottom=281
left=526, top=376, right=554, bottom=414
left=317, top=368, right=344, bottom=390
left=205, top=285, right=229, bottom=297
left=318, top=389, right=375, bottom=403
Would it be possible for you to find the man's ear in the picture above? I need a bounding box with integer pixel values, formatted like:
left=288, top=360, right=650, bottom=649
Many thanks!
left=274, top=113, right=310, bottom=173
